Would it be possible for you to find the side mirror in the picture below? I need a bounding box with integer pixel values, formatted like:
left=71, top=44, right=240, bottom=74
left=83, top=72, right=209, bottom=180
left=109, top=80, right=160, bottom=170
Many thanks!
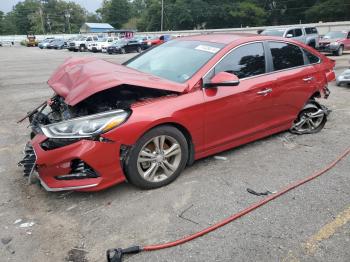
left=286, top=34, right=293, bottom=38
left=204, top=72, right=240, bottom=88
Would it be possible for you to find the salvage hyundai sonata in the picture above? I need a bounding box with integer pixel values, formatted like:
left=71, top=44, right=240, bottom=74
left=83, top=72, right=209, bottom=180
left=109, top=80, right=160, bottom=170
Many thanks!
left=19, top=34, right=335, bottom=192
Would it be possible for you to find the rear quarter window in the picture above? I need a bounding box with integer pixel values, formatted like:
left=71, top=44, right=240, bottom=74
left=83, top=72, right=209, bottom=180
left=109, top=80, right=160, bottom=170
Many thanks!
left=269, top=42, right=304, bottom=71
left=303, top=49, right=321, bottom=64
left=294, top=29, right=303, bottom=37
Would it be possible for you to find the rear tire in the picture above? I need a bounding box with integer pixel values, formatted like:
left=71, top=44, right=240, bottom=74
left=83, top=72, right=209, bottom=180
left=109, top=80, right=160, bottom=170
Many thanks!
left=125, top=126, right=188, bottom=189
left=290, top=100, right=327, bottom=135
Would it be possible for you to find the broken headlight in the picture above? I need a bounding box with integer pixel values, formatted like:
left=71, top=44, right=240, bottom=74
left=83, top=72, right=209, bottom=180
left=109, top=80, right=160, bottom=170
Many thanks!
left=41, top=110, right=129, bottom=139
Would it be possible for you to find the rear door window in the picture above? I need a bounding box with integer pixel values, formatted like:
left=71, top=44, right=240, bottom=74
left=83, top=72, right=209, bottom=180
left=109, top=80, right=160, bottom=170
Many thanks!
left=269, top=42, right=304, bottom=71
left=215, top=42, right=266, bottom=79
left=305, top=27, right=318, bottom=34
left=294, top=29, right=303, bottom=37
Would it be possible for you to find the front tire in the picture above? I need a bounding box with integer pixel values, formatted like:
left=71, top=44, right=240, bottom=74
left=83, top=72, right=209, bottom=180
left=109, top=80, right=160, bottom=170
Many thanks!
left=79, top=45, right=86, bottom=52
left=334, top=45, right=344, bottom=56
left=125, top=126, right=188, bottom=189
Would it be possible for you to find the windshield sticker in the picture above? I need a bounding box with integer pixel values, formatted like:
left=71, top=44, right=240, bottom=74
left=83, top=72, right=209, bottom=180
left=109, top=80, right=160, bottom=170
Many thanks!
left=195, top=45, right=220, bottom=54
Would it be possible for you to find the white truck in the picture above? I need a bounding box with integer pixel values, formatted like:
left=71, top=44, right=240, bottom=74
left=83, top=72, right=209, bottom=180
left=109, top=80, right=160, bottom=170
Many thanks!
left=68, top=35, right=99, bottom=52
left=88, top=37, right=119, bottom=53
left=261, top=26, right=320, bottom=49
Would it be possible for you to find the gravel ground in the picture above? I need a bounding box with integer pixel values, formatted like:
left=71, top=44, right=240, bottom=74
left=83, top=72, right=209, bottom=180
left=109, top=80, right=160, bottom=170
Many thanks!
left=0, top=46, right=349, bottom=262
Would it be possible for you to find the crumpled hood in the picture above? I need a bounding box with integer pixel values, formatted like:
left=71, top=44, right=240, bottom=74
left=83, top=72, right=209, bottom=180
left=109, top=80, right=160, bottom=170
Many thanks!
left=47, top=57, right=188, bottom=106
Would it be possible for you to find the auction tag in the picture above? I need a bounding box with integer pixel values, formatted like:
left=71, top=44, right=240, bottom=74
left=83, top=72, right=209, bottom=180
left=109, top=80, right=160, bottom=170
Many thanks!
left=195, top=45, right=220, bottom=54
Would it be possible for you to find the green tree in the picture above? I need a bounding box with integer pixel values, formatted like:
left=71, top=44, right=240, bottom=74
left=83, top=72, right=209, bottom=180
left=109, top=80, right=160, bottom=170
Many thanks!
left=304, top=0, right=350, bottom=23
left=97, top=0, right=131, bottom=29
left=0, top=11, right=4, bottom=34
left=229, top=1, right=267, bottom=27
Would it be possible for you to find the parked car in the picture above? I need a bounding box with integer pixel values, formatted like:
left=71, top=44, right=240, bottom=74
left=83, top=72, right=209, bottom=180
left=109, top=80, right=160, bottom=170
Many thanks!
left=101, top=37, right=120, bottom=53
left=261, top=26, right=319, bottom=48
left=38, top=38, right=55, bottom=49
left=68, top=35, right=99, bottom=52
left=318, top=31, right=350, bottom=56
left=336, top=64, right=350, bottom=86
left=145, top=35, right=172, bottom=48
left=19, top=34, right=335, bottom=192
left=88, top=37, right=118, bottom=53
left=107, top=39, right=143, bottom=54
left=47, top=39, right=67, bottom=49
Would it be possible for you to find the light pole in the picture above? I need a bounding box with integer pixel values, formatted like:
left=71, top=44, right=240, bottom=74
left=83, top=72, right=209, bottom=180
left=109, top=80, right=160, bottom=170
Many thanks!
left=161, top=0, right=164, bottom=31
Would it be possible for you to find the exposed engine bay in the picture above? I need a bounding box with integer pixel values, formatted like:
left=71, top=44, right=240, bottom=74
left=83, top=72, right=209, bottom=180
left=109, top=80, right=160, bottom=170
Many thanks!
left=24, top=85, right=175, bottom=137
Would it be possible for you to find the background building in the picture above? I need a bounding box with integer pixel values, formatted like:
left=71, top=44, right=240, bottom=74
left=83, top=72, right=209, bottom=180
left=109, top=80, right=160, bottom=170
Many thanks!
left=80, top=23, right=114, bottom=34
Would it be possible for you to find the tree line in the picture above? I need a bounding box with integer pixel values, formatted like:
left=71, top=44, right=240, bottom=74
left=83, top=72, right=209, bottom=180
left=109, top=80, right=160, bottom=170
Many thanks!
left=1, top=0, right=350, bottom=35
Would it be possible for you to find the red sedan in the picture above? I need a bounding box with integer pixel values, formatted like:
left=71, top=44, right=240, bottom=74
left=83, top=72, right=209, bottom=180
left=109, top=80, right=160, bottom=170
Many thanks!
left=19, top=34, right=335, bottom=192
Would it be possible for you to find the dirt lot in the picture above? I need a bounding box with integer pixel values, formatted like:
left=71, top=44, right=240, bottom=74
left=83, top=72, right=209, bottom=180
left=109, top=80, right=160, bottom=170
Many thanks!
left=0, top=46, right=349, bottom=262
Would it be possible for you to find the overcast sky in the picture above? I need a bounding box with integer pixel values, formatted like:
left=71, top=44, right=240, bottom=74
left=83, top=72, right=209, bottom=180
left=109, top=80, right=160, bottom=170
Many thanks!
left=0, top=0, right=103, bottom=13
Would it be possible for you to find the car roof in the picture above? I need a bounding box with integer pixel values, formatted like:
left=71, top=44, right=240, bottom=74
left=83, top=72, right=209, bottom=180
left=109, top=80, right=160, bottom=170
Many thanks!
left=177, top=33, right=259, bottom=44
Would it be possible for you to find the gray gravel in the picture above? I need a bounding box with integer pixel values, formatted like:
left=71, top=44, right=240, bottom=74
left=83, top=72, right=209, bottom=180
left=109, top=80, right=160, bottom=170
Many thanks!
left=0, top=46, right=349, bottom=262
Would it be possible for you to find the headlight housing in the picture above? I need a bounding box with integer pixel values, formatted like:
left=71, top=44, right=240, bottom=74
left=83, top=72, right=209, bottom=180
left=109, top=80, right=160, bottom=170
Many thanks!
left=41, top=110, right=130, bottom=139
left=331, top=41, right=340, bottom=46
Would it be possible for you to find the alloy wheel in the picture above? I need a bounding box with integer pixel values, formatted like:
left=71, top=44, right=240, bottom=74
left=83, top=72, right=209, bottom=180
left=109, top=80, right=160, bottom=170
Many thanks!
left=291, top=104, right=326, bottom=134
left=137, top=135, right=182, bottom=183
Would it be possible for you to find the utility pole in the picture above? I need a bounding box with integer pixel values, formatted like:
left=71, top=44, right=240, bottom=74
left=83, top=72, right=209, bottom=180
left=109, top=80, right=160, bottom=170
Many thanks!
left=39, top=7, right=45, bottom=34
left=65, top=10, right=71, bottom=34
left=47, top=15, right=52, bottom=33
left=161, top=0, right=164, bottom=31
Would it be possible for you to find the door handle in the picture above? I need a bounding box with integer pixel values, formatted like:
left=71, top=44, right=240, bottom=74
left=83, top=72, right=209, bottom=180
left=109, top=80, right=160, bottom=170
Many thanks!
left=303, top=76, right=314, bottom=82
left=257, top=88, right=272, bottom=96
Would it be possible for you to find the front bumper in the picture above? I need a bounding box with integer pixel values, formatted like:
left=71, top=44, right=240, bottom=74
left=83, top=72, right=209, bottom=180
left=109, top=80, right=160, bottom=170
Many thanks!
left=23, top=134, right=126, bottom=192
left=317, top=43, right=340, bottom=53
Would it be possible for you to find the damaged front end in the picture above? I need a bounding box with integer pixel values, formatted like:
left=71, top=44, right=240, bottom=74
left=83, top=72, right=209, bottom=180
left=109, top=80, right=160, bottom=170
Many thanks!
left=18, top=85, right=177, bottom=191
left=18, top=57, right=183, bottom=191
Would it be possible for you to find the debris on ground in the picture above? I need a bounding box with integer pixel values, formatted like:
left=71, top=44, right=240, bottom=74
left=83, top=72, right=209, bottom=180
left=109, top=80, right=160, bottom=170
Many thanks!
left=66, top=204, right=78, bottom=211
left=6, top=245, right=15, bottom=254
left=65, top=247, right=88, bottom=262
left=214, top=156, right=227, bottom=161
left=13, top=219, right=22, bottom=224
left=1, top=236, right=13, bottom=245
left=247, top=188, right=277, bottom=196
left=19, top=221, right=35, bottom=228
left=178, top=204, right=199, bottom=225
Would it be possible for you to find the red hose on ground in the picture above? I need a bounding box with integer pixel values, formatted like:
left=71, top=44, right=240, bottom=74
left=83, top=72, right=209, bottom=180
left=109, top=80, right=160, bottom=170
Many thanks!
left=143, top=146, right=350, bottom=251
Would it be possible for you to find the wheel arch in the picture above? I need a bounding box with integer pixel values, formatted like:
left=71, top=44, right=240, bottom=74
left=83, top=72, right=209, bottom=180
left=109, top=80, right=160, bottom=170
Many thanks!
left=122, top=121, right=196, bottom=167
left=148, top=122, right=195, bottom=166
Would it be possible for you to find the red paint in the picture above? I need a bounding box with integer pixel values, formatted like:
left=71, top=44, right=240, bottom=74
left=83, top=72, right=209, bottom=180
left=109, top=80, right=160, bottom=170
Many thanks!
left=48, top=57, right=188, bottom=106
left=32, top=34, right=335, bottom=191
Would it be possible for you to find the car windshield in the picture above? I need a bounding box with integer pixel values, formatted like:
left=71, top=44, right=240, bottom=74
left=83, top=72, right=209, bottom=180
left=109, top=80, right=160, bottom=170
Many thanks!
left=125, top=40, right=224, bottom=83
left=323, top=31, right=347, bottom=39
left=261, top=29, right=285, bottom=36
